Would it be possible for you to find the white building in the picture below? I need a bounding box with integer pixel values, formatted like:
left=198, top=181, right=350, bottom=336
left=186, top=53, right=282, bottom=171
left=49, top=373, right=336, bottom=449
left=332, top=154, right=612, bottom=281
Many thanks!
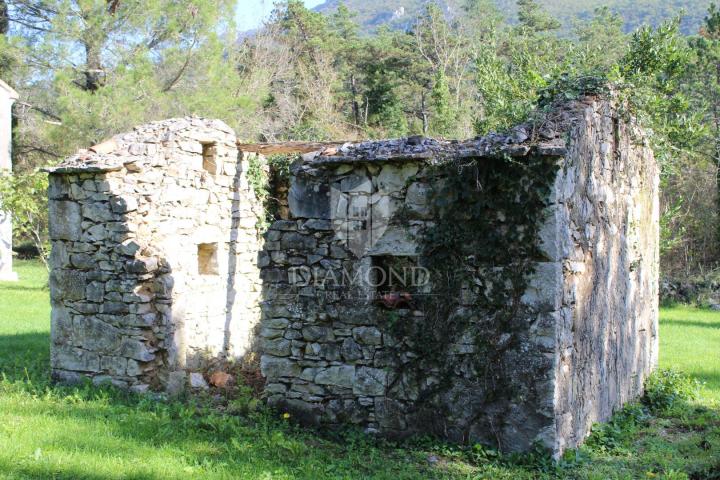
left=0, top=79, right=18, bottom=281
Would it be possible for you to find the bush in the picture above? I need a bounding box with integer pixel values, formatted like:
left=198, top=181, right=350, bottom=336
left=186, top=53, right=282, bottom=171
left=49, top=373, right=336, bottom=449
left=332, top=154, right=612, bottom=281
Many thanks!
left=12, top=241, right=40, bottom=259
left=583, top=403, right=649, bottom=454
left=643, top=369, right=702, bottom=413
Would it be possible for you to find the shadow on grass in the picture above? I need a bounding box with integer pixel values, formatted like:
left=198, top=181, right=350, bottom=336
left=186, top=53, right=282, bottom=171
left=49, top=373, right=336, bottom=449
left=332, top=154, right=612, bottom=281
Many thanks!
left=0, top=331, right=397, bottom=480
left=0, top=284, right=48, bottom=293
left=661, top=319, right=720, bottom=329
left=0, top=331, right=50, bottom=382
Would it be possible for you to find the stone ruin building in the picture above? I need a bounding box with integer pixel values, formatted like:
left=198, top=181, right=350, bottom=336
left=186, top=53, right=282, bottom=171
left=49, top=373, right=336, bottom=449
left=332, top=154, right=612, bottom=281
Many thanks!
left=46, top=93, right=659, bottom=455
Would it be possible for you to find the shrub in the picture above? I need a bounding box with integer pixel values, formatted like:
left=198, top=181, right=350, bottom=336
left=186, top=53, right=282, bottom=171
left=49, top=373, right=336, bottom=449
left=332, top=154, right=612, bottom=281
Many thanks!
left=642, top=369, right=702, bottom=413
left=12, top=241, right=40, bottom=259
left=583, top=403, right=649, bottom=454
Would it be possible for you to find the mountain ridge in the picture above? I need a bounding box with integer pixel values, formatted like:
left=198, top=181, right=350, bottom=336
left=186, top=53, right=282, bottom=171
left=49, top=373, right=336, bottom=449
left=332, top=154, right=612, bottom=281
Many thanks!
left=313, top=0, right=709, bottom=35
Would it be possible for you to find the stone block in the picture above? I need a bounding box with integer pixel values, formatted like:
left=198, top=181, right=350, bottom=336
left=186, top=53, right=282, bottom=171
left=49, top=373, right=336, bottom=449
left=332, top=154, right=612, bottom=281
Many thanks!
left=48, top=176, right=71, bottom=200
left=314, top=366, right=355, bottom=389
left=50, top=303, right=73, bottom=344
left=352, top=326, right=382, bottom=346
left=261, top=355, right=302, bottom=379
left=261, top=338, right=291, bottom=357
left=73, top=317, right=122, bottom=352
left=521, top=262, right=563, bottom=312
left=48, top=201, right=82, bottom=240
left=49, top=269, right=86, bottom=301
left=126, top=359, right=142, bottom=376
left=70, top=253, right=96, bottom=270
left=190, top=372, right=209, bottom=390
left=340, top=337, right=363, bottom=361
left=281, top=232, right=317, bottom=251
left=110, top=195, right=138, bottom=214
left=49, top=241, right=70, bottom=268
left=339, top=174, right=372, bottom=193
left=354, top=367, right=387, bottom=396
left=166, top=371, right=187, bottom=396
left=83, top=202, right=115, bottom=222
left=119, top=338, right=156, bottom=362
left=54, top=347, right=100, bottom=372
left=404, top=182, right=431, bottom=218
left=101, top=356, right=127, bottom=375
left=377, top=163, right=418, bottom=193
left=302, top=325, right=333, bottom=342
left=289, top=176, right=330, bottom=219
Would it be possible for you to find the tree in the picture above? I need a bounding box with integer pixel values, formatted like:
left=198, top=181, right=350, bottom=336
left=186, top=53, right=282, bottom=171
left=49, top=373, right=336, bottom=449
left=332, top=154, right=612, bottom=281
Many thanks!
left=693, top=4, right=720, bottom=245
left=429, top=70, right=455, bottom=137
left=473, top=0, right=567, bottom=134
left=412, top=4, right=470, bottom=137
left=620, top=17, right=710, bottom=273
left=361, top=29, right=412, bottom=137
left=572, top=7, right=627, bottom=73
left=0, top=170, right=49, bottom=267
left=329, top=4, right=363, bottom=127
left=516, top=0, right=561, bottom=33
left=0, top=0, right=251, bottom=263
left=265, top=0, right=347, bottom=140
left=5, top=0, right=241, bottom=157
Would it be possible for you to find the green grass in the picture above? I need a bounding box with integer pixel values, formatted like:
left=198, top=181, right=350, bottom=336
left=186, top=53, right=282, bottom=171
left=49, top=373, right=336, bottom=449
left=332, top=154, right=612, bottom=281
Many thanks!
left=0, top=260, right=719, bottom=479
left=658, top=306, right=720, bottom=402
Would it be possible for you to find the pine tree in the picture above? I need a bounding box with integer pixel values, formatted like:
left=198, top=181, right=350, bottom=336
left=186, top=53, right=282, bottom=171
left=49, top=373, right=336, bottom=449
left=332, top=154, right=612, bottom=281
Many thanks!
left=5, top=0, right=241, bottom=157
left=516, top=0, right=561, bottom=33
left=429, top=70, right=455, bottom=137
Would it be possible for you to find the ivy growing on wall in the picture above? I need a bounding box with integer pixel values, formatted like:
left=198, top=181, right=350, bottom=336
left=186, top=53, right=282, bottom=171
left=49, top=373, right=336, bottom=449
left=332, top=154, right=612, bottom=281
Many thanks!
left=385, top=152, right=560, bottom=437
left=247, top=153, right=295, bottom=232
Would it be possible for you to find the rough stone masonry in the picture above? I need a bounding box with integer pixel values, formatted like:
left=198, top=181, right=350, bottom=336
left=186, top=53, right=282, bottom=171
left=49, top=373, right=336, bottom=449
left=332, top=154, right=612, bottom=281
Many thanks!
left=46, top=93, right=659, bottom=455
left=46, top=118, right=264, bottom=392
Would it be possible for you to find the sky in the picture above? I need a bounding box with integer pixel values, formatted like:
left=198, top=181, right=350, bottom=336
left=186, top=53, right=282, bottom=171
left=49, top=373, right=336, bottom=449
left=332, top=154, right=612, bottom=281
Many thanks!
left=236, top=0, right=327, bottom=31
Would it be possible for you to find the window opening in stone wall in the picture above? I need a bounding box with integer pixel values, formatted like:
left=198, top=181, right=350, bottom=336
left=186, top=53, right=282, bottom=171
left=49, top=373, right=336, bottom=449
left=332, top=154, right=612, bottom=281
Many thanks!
left=198, top=243, right=219, bottom=275
left=371, top=255, right=420, bottom=309
left=202, top=142, right=218, bottom=174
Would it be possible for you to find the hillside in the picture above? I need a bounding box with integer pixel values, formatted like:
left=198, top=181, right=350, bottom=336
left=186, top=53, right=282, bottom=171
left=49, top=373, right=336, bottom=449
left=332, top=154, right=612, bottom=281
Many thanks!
left=314, top=0, right=711, bottom=35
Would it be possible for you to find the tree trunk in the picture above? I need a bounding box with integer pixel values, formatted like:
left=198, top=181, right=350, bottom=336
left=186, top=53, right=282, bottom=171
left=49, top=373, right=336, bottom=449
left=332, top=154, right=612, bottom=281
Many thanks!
left=421, top=91, right=429, bottom=135
left=84, top=40, right=103, bottom=91
left=350, top=74, right=360, bottom=126
left=715, top=136, right=720, bottom=247
left=81, top=0, right=118, bottom=92
left=715, top=62, right=720, bottom=246
left=0, top=0, right=8, bottom=36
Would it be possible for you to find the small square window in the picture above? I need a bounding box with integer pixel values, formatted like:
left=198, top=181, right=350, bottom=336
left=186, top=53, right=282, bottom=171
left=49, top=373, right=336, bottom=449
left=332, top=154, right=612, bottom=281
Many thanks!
left=198, top=243, right=219, bottom=275
left=202, top=142, right=218, bottom=174
left=371, top=256, right=421, bottom=310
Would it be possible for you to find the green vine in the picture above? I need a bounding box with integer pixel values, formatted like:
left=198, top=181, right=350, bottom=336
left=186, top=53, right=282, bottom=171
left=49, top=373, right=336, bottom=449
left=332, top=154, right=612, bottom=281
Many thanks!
left=247, top=154, right=295, bottom=231
left=384, top=152, right=560, bottom=443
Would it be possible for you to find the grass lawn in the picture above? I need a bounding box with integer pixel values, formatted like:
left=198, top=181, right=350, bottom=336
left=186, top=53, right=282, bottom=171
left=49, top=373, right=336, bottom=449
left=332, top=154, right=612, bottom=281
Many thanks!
left=1, top=260, right=719, bottom=479
left=658, top=306, right=720, bottom=402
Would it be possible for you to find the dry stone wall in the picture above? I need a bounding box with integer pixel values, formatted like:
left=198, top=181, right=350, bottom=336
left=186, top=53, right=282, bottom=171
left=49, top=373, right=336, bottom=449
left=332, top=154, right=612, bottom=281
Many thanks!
left=258, top=95, right=659, bottom=455
left=552, top=100, right=659, bottom=452
left=259, top=159, right=560, bottom=451
left=47, top=117, right=264, bottom=391
left=46, top=94, right=659, bottom=456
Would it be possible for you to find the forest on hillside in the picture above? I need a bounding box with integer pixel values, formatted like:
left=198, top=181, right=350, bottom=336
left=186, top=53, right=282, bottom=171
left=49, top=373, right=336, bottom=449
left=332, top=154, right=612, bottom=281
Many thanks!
left=315, top=0, right=710, bottom=34
left=1, top=0, right=720, bottom=278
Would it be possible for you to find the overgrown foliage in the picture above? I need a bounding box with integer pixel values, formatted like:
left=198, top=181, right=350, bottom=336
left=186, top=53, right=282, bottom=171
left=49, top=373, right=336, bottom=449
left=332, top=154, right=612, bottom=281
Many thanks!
left=0, top=170, right=48, bottom=267
left=383, top=152, right=559, bottom=427
left=247, top=154, right=294, bottom=231
left=643, top=368, right=704, bottom=414
left=3, top=0, right=720, bottom=276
